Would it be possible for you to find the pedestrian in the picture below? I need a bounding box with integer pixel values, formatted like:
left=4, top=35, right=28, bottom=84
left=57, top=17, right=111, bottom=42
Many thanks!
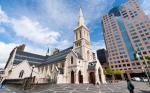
left=0, top=79, right=6, bottom=89
left=127, top=79, right=134, bottom=93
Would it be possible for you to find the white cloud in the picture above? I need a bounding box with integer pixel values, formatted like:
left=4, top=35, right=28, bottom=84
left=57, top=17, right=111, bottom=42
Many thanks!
left=54, top=40, right=71, bottom=50
left=0, top=7, right=61, bottom=45
left=0, top=42, right=18, bottom=68
left=0, top=8, right=72, bottom=68
left=25, top=45, right=46, bottom=56
left=0, top=63, right=6, bottom=68
left=42, top=0, right=116, bottom=30
left=11, top=16, right=60, bottom=45
left=0, top=42, right=46, bottom=68
left=85, top=0, right=115, bottom=23
left=0, top=40, right=71, bottom=68
left=140, top=0, right=150, bottom=18
left=42, top=0, right=77, bottom=30
left=91, top=41, right=106, bottom=52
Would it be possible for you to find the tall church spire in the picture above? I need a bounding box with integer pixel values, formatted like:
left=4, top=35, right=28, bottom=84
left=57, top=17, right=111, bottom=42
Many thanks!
left=78, top=8, right=87, bottom=28
left=73, top=7, right=91, bottom=60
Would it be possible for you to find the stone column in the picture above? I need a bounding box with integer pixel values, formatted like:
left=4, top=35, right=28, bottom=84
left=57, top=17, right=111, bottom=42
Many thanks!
left=100, top=67, right=107, bottom=84
left=95, top=70, right=100, bottom=84
left=75, top=72, right=79, bottom=84
left=83, top=72, right=89, bottom=83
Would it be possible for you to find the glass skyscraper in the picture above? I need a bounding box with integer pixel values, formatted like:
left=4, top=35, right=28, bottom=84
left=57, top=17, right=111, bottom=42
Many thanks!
left=102, top=0, right=150, bottom=76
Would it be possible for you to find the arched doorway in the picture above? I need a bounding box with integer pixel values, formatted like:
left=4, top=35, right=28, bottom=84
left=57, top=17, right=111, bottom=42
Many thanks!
left=89, top=72, right=95, bottom=84
left=71, top=71, right=74, bottom=83
left=78, top=71, right=83, bottom=83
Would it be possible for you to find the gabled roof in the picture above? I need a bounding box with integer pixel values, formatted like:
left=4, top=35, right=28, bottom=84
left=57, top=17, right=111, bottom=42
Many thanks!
left=7, top=46, right=73, bottom=67
left=40, top=47, right=73, bottom=66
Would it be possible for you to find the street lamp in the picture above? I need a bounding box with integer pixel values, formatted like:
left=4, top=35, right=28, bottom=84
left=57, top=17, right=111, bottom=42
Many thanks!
left=30, top=65, right=35, bottom=77
left=23, top=65, right=35, bottom=90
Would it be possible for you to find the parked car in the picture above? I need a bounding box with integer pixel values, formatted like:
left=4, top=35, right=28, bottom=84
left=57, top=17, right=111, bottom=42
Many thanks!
left=131, top=77, right=141, bottom=81
left=140, top=77, right=148, bottom=82
left=143, top=78, right=148, bottom=82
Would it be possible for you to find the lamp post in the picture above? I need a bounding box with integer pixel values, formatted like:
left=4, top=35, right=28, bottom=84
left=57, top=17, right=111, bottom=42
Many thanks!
left=136, top=44, right=150, bottom=84
left=23, top=65, right=35, bottom=90
left=30, top=65, right=35, bottom=78
left=28, top=65, right=35, bottom=89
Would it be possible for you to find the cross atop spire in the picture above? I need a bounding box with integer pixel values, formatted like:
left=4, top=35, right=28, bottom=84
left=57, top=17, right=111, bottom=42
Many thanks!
left=78, top=7, right=87, bottom=28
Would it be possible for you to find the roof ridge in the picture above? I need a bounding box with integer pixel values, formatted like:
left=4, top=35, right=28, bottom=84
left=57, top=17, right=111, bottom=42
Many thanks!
left=17, top=50, right=45, bottom=57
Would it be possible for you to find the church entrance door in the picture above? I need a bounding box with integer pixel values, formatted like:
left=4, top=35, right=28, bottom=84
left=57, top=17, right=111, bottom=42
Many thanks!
left=78, top=71, right=83, bottom=83
left=89, top=72, right=95, bottom=84
left=71, top=71, right=74, bottom=83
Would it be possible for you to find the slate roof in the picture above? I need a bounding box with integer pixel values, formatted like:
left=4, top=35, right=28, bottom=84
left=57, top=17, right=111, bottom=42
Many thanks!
left=41, top=46, right=73, bottom=65
left=13, top=50, right=47, bottom=66
left=13, top=46, right=73, bottom=66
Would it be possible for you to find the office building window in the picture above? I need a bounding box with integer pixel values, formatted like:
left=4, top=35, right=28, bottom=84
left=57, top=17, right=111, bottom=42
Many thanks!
left=127, top=64, right=130, bottom=66
left=123, top=64, right=126, bottom=67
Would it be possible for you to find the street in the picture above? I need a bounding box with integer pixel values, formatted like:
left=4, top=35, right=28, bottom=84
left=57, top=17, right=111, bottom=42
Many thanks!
left=0, top=81, right=150, bottom=93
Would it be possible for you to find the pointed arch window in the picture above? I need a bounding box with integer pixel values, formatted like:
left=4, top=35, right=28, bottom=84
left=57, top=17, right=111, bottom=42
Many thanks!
left=76, top=32, right=78, bottom=40
left=71, top=56, right=73, bottom=64
left=80, top=30, right=82, bottom=38
left=19, top=70, right=24, bottom=78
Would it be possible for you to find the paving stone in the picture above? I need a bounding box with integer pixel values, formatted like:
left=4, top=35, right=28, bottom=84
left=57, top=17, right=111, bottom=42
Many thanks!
left=55, top=92, right=69, bottom=93
left=1, top=81, right=150, bottom=93
left=39, top=90, right=54, bottom=93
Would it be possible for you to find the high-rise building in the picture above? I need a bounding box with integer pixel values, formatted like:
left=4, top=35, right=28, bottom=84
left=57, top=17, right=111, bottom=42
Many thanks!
left=96, top=49, right=109, bottom=69
left=102, top=0, right=150, bottom=77
left=96, top=49, right=108, bottom=65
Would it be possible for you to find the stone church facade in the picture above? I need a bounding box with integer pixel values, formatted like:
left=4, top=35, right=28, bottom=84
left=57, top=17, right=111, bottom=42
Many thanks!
left=3, top=8, right=106, bottom=84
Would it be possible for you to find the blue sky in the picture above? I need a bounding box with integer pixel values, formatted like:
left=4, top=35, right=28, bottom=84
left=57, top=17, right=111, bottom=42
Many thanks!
left=0, top=0, right=149, bottom=68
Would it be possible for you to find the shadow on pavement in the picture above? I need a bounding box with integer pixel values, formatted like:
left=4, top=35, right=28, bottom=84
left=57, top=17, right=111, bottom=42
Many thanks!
left=140, top=90, right=150, bottom=93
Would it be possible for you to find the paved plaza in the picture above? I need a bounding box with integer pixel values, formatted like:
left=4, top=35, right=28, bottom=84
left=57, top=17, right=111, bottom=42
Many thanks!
left=0, top=81, right=150, bottom=93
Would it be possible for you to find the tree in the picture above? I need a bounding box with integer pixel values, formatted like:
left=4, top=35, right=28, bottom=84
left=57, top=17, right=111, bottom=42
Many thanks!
left=145, top=56, right=150, bottom=77
left=105, top=67, right=114, bottom=75
left=145, top=56, right=150, bottom=60
left=104, top=67, right=114, bottom=82
left=114, top=70, right=124, bottom=75
left=105, top=67, right=124, bottom=81
left=145, top=56, right=150, bottom=66
left=105, top=67, right=124, bottom=75
left=114, top=70, right=125, bottom=80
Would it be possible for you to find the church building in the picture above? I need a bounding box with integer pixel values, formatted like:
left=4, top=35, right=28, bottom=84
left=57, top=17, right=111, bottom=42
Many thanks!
left=3, top=8, right=106, bottom=84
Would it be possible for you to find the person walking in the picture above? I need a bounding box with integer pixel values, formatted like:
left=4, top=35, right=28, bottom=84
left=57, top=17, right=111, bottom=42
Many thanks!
left=127, top=79, right=134, bottom=93
left=0, top=79, right=6, bottom=89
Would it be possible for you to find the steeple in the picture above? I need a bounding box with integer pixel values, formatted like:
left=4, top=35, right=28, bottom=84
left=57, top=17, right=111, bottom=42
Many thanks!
left=73, top=7, right=91, bottom=60
left=78, top=8, right=87, bottom=28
